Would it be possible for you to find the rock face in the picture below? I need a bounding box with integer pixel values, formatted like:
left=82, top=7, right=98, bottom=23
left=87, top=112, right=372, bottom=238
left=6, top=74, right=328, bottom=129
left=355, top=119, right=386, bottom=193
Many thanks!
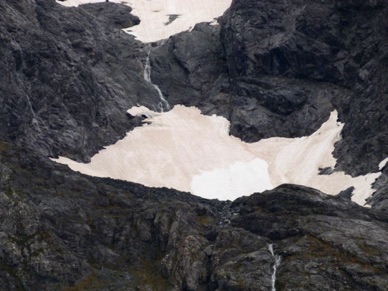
left=1, top=143, right=388, bottom=290
left=368, top=167, right=388, bottom=210
left=150, top=23, right=231, bottom=118
left=0, top=0, right=161, bottom=162
left=231, top=184, right=388, bottom=290
left=0, top=0, right=388, bottom=290
left=151, top=0, right=388, bottom=177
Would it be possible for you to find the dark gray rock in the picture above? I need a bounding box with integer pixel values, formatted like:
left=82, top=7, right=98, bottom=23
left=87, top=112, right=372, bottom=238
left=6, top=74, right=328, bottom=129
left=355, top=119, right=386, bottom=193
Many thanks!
left=151, top=0, right=388, bottom=178
left=0, top=0, right=160, bottom=162
left=367, top=167, right=388, bottom=211
left=209, top=228, right=273, bottom=290
left=318, top=167, right=335, bottom=175
left=80, top=2, right=140, bottom=29
left=150, top=22, right=231, bottom=118
left=337, top=186, right=355, bottom=200
left=0, top=0, right=388, bottom=290
left=231, top=184, right=388, bottom=290
left=1, top=143, right=388, bottom=290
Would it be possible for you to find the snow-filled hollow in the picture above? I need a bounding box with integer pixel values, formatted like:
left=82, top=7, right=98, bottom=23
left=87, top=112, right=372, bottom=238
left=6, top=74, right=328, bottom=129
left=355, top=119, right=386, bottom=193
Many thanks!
left=53, top=106, right=385, bottom=206
left=54, top=0, right=385, bottom=205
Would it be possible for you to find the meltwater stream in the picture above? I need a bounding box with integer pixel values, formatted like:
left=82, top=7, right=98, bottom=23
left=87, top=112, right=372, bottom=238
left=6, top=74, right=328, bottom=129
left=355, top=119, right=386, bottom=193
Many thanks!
left=268, top=244, right=281, bottom=291
left=144, top=52, right=170, bottom=112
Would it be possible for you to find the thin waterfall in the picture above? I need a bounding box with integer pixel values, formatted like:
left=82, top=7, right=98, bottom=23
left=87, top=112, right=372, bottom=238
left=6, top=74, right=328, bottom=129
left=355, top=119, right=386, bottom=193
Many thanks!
left=268, top=244, right=281, bottom=291
left=144, top=52, right=170, bottom=112
left=26, top=95, right=39, bottom=126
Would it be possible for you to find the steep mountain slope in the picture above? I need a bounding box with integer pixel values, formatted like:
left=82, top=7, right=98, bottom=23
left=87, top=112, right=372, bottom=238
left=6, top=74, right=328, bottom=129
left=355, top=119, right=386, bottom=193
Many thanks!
left=150, top=0, right=388, bottom=176
left=0, top=0, right=160, bottom=162
left=149, top=0, right=388, bottom=208
left=1, top=142, right=388, bottom=290
left=0, top=0, right=387, bottom=290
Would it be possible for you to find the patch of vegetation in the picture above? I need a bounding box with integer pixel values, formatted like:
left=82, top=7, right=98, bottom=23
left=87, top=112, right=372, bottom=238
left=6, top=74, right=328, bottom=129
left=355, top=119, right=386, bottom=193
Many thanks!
left=0, top=140, right=10, bottom=152
left=65, top=273, right=102, bottom=291
left=4, top=187, right=24, bottom=200
left=8, top=230, right=47, bottom=271
left=197, top=214, right=214, bottom=226
left=356, top=241, right=382, bottom=257
left=127, top=258, right=171, bottom=291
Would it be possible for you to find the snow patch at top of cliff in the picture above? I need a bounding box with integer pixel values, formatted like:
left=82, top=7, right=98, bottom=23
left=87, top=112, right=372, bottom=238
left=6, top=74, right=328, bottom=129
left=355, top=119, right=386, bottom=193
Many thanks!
left=56, top=0, right=232, bottom=42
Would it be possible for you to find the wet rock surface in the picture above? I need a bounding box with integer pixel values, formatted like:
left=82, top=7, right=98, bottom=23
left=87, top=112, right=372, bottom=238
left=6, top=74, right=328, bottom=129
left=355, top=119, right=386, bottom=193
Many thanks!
left=0, top=0, right=387, bottom=290
left=150, top=23, right=231, bottom=119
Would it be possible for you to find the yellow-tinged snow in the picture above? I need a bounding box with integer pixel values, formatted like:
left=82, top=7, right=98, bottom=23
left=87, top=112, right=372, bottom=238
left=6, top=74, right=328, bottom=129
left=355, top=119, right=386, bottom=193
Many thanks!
left=56, top=0, right=233, bottom=43
left=53, top=106, right=384, bottom=206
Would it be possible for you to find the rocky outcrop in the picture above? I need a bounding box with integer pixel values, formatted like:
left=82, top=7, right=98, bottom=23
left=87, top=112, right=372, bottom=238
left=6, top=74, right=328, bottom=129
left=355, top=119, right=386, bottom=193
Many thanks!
left=1, top=142, right=387, bottom=290
left=151, top=0, right=388, bottom=177
left=0, top=0, right=161, bottom=162
left=368, top=167, right=388, bottom=211
left=231, top=184, right=388, bottom=290
left=150, top=23, right=231, bottom=118
left=0, top=0, right=387, bottom=289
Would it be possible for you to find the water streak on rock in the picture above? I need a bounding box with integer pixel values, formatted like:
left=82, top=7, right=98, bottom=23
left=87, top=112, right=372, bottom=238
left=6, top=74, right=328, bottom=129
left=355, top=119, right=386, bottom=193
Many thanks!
left=144, top=52, right=170, bottom=112
left=26, top=95, right=40, bottom=127
left=268, top=244, right=281, bottom=291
